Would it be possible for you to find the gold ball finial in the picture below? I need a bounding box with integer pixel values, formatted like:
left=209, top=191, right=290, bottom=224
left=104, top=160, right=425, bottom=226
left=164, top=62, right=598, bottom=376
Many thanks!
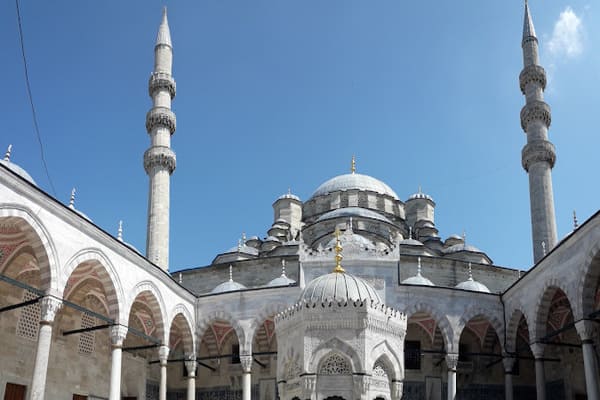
left=332, top=227, right=345, bottom=273
left=351, top=155, right=356, bottom=174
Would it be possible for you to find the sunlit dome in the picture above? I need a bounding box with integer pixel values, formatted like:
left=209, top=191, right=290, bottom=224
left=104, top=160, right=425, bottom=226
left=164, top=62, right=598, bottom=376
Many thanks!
left=300, top=271, right=382, bottom=304
left=267, top=260, right=296, bottom=287
left=311, top=173, right=399, bottom=200
left=401, top=258, right=434, bottom=286
left=212, top=265, right=247, bottom=294
left=455, top=263, right=490, bottom=293
left=0, top=145, right=36, bottom=185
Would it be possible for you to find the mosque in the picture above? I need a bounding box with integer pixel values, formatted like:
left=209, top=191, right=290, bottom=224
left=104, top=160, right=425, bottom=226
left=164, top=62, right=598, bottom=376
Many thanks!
left=0, top=3, right=599, bottom=400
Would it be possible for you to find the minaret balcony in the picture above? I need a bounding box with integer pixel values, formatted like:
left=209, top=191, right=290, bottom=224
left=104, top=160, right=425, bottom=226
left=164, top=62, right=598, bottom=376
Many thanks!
left=519, top=64, right=546, bottom=94
left=520, top=100, right=551, bottom=131
left=146, top=107, right=176, bottom=134
left=521, top=140, right=556, bottom=172
left=143, top=146, right=176, bottom=174
left=149, top=72, right=176, bottom=98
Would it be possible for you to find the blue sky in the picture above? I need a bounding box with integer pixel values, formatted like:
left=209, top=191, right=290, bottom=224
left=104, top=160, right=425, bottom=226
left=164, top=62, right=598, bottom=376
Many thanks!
left=2, top=1, right=599, bottom=271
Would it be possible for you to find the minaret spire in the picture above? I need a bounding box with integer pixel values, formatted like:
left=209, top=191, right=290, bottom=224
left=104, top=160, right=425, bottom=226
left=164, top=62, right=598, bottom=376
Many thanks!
left=144, top=8, right=177, bottom=270
left=519, top=1, right=558, bottom=263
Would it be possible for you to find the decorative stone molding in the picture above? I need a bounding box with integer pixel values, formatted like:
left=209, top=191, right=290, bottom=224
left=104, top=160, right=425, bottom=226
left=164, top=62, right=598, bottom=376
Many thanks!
left=521, top=140, right=556, bottom=171
left=391, top=381, right=403, bottom=400
left=184, top=356, right=197, bottom=377
left=146, top=107, right=176, bottom=134
left=519, top=65, right=546, bottom=94
left=445, top=353, right=459, bottom=371
left=39, top=296, right=62, bottom=323
left=502, top=356, right=516, bottom=374
left=301, top=375, right=316, bottom=399
left=158, top=345, right=170, bottom=366
left=110, top=325, right=129, bottom=347
left=144, top=146, right=176, bottom=174
left=520, top=100, right=551, bottom=131
left=148, top=72, right=176, bottom=99
left=575, top=320, right=597, bottom=342
left=529, top=343, right=545, bottom=359
left=240, top=354, right=253, bottom=373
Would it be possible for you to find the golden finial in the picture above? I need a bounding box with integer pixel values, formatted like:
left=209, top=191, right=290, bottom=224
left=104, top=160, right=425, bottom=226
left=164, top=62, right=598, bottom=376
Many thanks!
left=351, top=155, right=356, bottom=174
left=332, top=227, right=345, bottom=273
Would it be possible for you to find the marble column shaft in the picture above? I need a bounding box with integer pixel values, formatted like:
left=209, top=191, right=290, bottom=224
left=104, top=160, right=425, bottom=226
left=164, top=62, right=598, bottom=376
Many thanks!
left=30, top=297, right=62, bottom=400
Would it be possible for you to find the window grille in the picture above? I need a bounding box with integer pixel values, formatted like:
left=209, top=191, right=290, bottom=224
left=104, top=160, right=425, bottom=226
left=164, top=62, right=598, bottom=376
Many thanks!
left=78, top=313, right=96, bottom=355
left=318, top=353, right=351, bottom=375
left=16, top=290, right=40, bottom=340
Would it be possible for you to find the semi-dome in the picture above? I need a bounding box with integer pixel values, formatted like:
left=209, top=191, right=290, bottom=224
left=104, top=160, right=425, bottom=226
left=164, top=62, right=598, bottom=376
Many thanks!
left=0, top=146, right=36, bottom=185
left=443, top=243, right=483, bottom=254
left=325, top=231, right=373, bottom=249
left=455, top=264, right=490, bottom=293
left=312, top=173, right=399, bottom=200
left=212, top=266, right=247, bottom=294
left=299, top=271, right=382, bottom=304
left=316, top=207, right=392, bottom=224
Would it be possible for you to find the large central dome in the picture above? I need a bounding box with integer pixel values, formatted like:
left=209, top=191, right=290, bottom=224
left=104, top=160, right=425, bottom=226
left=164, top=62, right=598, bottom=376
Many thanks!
left=311, top=173, right=399, bottom=200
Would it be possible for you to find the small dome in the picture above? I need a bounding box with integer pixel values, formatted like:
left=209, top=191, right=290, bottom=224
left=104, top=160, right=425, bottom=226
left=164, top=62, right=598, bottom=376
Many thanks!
left=268, top=261, right=296, bottom=287
left=408, top=192, right=433, bottom=201
left=264, top=236, right=281, bottom=243
left=277, top=192, right=301, bottom=202
left=402, top=275, right=434, bottom=286
left=316, top=207, right=392, bottom=224
left=448, top=234, right=464, bottom=240
left=212, top=266, right=247, bottom=294
left=455, top=264, right=490, bottom=293
left=299, top=272, right=382, bottom=304
left=0, top=146, right=36, bottom=185
left=226, top=244, right=259, bottom=256
left=443, top=243, right=483, bottom=254
left=402, top=258, right=434, bottom=286
left=312, top=173, right=399, bottom=200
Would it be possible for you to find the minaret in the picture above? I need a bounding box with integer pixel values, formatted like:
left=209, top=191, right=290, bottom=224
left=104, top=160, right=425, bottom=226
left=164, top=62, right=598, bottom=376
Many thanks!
left=144, top=8, right=177, bottom=270
left=519, top=1, right=558, bottom=263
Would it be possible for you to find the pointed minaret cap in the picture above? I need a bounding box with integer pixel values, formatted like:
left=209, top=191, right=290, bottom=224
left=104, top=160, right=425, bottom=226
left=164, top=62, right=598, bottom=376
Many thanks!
left=156, top=7, right=172, bottom=47
left=523, top=0, right=537, bottom=43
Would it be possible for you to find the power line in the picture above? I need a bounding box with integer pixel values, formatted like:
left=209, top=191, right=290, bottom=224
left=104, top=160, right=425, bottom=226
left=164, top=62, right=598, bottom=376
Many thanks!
left=15, top=0, right=56, bottom=196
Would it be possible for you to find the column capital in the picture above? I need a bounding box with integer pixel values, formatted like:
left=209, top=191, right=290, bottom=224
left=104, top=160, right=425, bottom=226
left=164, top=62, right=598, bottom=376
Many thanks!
left=110, top=325, right=129, bottom=347
left=445, top=353, right=459, bottom=371
left=575, top=320, right=598, bottom=342
left=240, top=354, right=253, bottom=373
left=391, top=381, right=403, bottom=400
left=502, top=356, right=516, bottom=374
left=39, top=296, right=62, bottom=323
left=184, top=355, right=197, bottom=377
left=158, top=345, right=170, bottom=366
left=530, top=342, right=545, bottom=359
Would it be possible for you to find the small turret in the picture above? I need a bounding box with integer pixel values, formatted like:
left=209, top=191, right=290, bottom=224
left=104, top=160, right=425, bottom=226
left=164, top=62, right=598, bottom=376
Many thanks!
left=405, top=187, right=435, bottom=231
left=272, top=189, right=302, bottom=239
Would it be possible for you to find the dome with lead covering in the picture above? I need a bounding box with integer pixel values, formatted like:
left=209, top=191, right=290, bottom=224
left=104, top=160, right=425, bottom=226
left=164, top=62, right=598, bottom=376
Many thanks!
left=316, top=207, right=392, bottom=224
left=212, top=266, right=247, bottom=294
left=0, top=145, right=36, bottom=185
left=455, top=264, right=490, bottom=293
left=299, top=271, right=381, bottom=304
left=311, top=173, right=399, bottom=200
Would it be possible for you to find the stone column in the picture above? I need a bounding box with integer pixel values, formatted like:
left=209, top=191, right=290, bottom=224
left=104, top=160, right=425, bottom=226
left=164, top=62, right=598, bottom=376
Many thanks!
left=240, top=355, right=253, bottom=400
left=184, top=356, right=197, bottom=400
left=109, top=325, right=129, bottom=400
left=30, top=296, right=62, bottom=400
left=530, top=343, right=546, bottom=400
left=502, top=356, right=516, bottom=400
left=445, top=353, right=459, bottom=400
left=576, top=320, right=600, bottom=400
left=391, top=381, right=403, bottom=400
left=158, top=345, right=170, bottom=400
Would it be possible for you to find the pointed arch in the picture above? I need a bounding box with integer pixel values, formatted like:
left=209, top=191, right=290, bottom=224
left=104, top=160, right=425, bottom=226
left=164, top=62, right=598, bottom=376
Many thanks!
left=127, top=280, right=168, bottom=344
left=0, top=204, right=58, bottom=294
left=62, top=248, right=124, bottom=322
left=505, top=307, right=530, bottom=354
left=167, top=303, right=195, bottom=354
left=370, top=340, right=402, bottom=381
left=197, top=310, right=245, bottom=354
left=579, top=244, right=600, bottom=320
left=309, top=337, right=362, bottom=373
left=454, top=305, right=505, bottom=353
left=533, top=279, right=576, bottom=341
left=248, top=301, right=289, bottom=350
left=404, top=302, right=452, bottom=352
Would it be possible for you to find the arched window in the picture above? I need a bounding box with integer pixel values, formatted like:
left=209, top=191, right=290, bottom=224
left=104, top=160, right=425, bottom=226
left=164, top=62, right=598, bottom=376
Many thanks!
left=372, top=360, right=388, bottom=379
left=318, top=353, right=352, bottom=375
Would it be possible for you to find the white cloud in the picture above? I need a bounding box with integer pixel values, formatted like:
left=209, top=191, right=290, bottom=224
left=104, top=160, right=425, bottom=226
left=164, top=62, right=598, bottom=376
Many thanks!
left=546, top=7, right=583, bottom=58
